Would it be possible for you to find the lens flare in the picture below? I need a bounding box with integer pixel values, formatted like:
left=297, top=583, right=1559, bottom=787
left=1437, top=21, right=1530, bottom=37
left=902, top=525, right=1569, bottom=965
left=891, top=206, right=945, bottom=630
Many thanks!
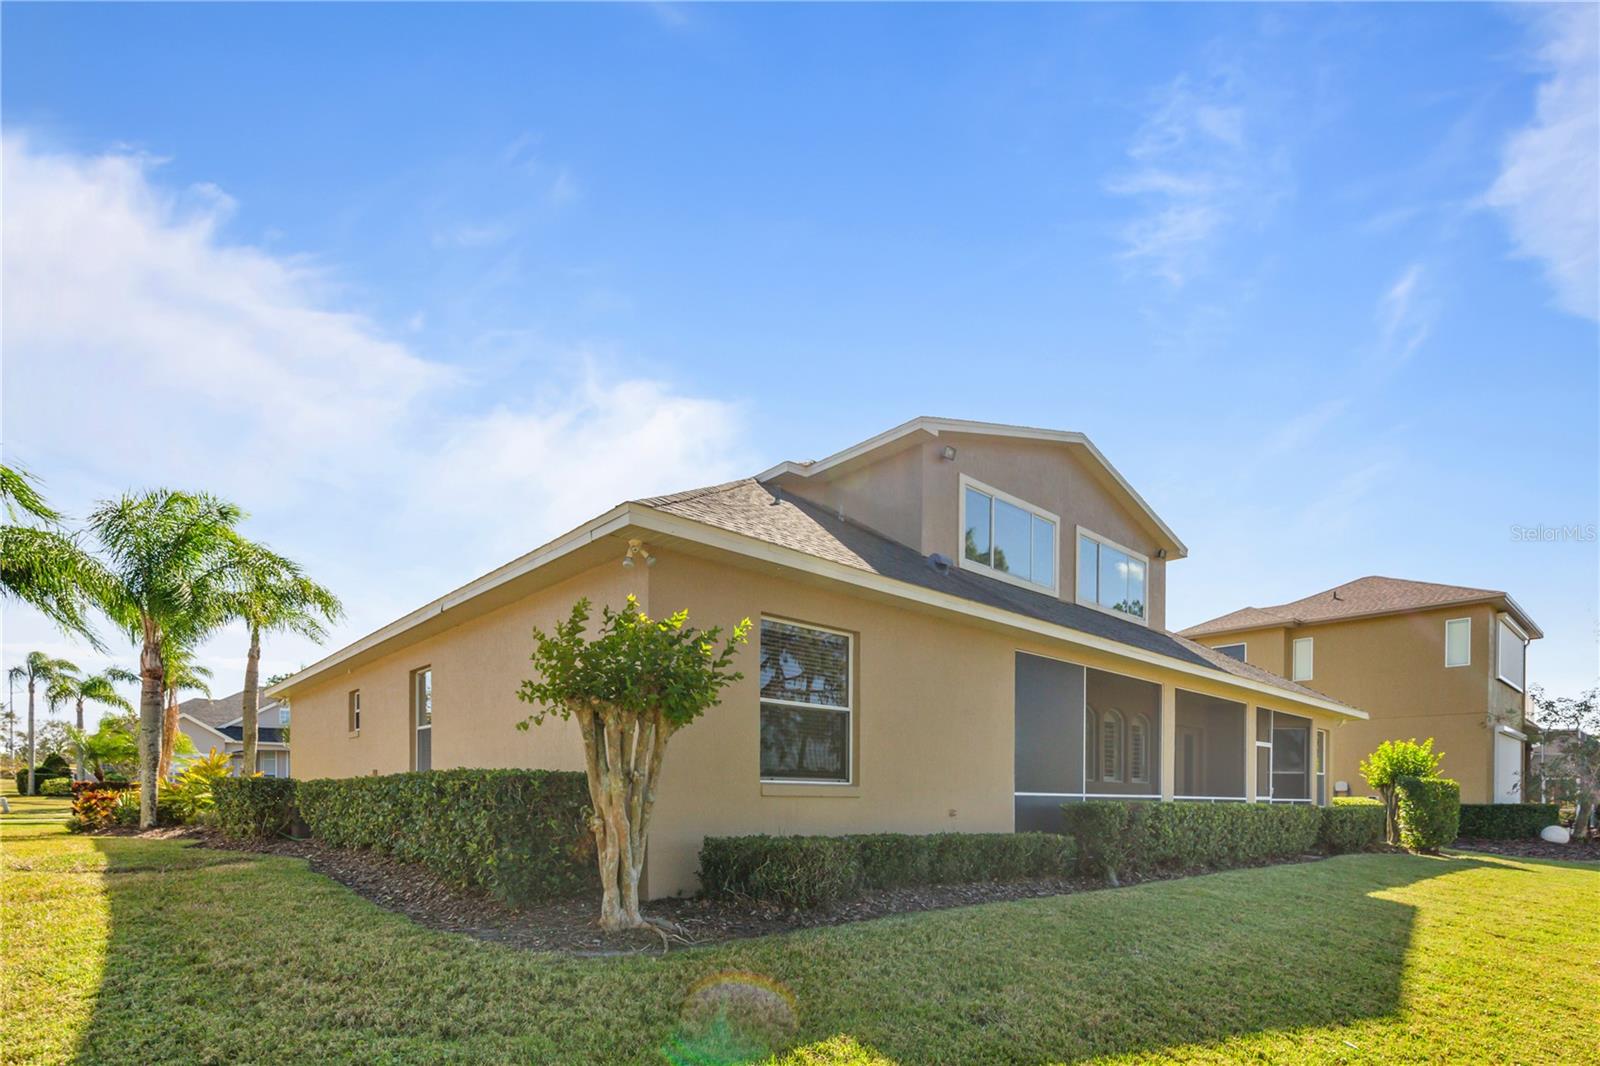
left=662, top=970, right=799, bottom=1065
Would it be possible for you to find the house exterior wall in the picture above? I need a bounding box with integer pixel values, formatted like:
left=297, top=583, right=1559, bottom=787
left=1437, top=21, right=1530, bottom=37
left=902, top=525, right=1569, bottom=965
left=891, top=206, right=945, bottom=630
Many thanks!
left=289, top=543, right=1346, bottom=899
left=1192, top=604, right=1516, bottom=804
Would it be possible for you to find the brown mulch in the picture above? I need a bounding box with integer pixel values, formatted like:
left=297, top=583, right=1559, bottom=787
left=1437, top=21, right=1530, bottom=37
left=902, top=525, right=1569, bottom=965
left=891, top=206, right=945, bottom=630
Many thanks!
left=1454, top=836, right=1600, bottom=862
left=182, top=829, right=1337, bottom=957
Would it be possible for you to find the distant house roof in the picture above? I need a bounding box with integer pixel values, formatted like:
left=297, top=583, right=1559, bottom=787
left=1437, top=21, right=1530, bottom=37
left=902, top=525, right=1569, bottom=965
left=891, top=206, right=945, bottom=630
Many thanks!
left=178, top=689, right=284, bottom=729
left=217, top=723, right=287, bottom=745
left=1180, top=576, right=1543, bottom=639
left=640, top=478, right=1352, bottom=711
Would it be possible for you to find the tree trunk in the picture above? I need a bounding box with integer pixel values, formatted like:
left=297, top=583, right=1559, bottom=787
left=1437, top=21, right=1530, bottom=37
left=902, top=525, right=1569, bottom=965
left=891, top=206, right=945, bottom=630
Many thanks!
left=26, top=678, right=36, bottom=796
left=1381, top=787, right=1399, bottom=845
left=578, top=702, right=669, bottom=932
left=138, top=622, right=165, bottom=829
left=158, top=686, right=179, bottom=781
left=74, top=698, right=86, bottom=781
left=240, top=625, right=261, bottom=777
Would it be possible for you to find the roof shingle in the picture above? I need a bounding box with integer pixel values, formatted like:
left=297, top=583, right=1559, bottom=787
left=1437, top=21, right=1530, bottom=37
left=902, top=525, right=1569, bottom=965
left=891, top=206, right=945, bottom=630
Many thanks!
left=1179, top=576, right=1540, bottom=638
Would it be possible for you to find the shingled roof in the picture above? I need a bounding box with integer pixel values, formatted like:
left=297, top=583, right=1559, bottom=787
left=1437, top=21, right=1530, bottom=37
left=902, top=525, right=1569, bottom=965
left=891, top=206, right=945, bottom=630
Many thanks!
left=638, top=479, right=1350, bottom=708
left=1179, top=576, right=1543, bottom=639
left=178, top=689, right=284, bottom=729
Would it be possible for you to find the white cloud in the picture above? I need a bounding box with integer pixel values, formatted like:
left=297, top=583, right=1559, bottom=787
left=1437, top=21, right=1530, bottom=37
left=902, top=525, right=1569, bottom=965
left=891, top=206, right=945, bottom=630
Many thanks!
left=1, top=134, right=748, bottom=719
left=1484, top=6, right=1599, bottom=322
left=1376, top=262, right=1433, bottom=367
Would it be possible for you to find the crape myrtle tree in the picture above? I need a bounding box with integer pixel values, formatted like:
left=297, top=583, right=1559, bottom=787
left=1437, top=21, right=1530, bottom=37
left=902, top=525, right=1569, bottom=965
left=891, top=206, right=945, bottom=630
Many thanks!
left=1359, top=738, right=1443, bottom=845
left=517, top=596, right=749, bottom=933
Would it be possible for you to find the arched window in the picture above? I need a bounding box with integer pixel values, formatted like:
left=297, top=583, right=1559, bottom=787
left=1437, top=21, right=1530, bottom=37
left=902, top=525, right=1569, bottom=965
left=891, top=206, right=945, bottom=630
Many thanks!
left=1130, top=714, right=1150, bottom=784
left=1101, top=709, right=1124, bottom=782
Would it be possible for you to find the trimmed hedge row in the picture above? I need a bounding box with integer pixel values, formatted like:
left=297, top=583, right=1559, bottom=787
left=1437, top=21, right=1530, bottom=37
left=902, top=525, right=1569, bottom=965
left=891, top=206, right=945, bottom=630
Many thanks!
left=13, top=769, right=71, bottom=795
left=1457, top=803, right=1560, bottom=839
left=1395, top=776, right=1460, bottom=853
left=293, top=769, right=595, bottom=906
left=699, top=832, right=1076, bottom=909
left=1318, top=803, right=1386, bottom=854
left=1061, top=801, right=1331, bottom=883
left=212, top=777, right=300, bottom=839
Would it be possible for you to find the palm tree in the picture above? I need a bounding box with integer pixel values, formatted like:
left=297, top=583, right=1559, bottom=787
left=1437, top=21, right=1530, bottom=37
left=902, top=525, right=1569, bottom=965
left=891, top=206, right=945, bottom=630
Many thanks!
left=49, top=668, right=138, bottom=780
left=225, top=540, right=341, bottom=778
left=1, top=464, right=111, bottom=649
left=88, top=490, right=243, bottom=828
left=157, top=644, right=213, bottom=780
left=7, top=652, right=81, bottom=794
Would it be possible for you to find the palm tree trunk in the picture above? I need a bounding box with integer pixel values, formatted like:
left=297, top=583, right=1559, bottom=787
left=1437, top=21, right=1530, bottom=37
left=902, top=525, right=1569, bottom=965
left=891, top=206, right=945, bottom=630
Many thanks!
left=138, top=622, right=164, bottom=829
left=75, top=697, right=86, bottom=781
left=26, top=678, right=36, bottom=796
left=158, top=686, right=179, bottom=781
left=240, top=625, right=261, bottom=777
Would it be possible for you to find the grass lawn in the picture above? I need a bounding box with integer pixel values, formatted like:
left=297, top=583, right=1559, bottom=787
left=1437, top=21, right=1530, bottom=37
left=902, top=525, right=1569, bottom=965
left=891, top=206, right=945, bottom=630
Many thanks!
left=3, top=794, right=1596, bottom=1065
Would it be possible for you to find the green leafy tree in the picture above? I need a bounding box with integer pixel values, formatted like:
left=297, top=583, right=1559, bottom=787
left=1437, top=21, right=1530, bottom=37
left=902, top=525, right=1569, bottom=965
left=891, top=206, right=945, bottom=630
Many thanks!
left=88, top=490, right=244, bottom=828
left=222, top=540, right=340, bottom=778
left=517, top=596, right=749, bottom=932
left=158, top=644, right=213, bottom=780
left=1529, top=685, right=1599, bottom=839
left=67, top=718, right=140, bottom=782
left=1, top=464, right=112, bottom=648
left=7, top=652, right=81, bottom=794
left=1359, top=738, right=1444, bottom=845
left=49, top=667, right=137, bottom=780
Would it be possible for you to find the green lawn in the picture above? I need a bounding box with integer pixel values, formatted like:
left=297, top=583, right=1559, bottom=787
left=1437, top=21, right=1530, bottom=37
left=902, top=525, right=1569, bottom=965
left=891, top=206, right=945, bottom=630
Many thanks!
left=3, top=796, right=1596, bottom=1065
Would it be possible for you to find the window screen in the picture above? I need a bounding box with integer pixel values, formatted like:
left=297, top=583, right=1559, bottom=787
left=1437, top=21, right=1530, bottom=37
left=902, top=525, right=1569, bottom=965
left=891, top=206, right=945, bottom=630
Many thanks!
left=760, top=620, right=851, bottom=782
left=1496, top=619, right=1525, bottom=691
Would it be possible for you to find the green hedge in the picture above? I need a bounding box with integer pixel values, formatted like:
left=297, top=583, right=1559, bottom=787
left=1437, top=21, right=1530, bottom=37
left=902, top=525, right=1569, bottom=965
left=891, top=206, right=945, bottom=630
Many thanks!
left=1061, top=801, right=1332, bottom=883
left=294, top=769, right=594, bottom=906
left=1396, top=776, right=1460, bottom=853
left=1457, top=803, right=1560, bottom=839
left=39, top=777, right=73, bottom=796
left=212, top=777, right=300, bottom=839
left=13, top=769, right=71, bottom=796
left=1332, top=796, right=1382, bottom=807
left=699, top=832, right=1076, bottom=908
left=1318, top=803, right=1386, bottom=853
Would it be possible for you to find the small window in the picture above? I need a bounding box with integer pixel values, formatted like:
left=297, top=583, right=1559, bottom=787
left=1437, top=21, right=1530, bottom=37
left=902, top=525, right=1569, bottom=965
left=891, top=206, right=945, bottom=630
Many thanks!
left=1215, top=643, right=1247, bottom=663
left=1101, top=709, right=1124, bottom=782
left=1495, top=617, right=1526, bottom=692
left=278, top=706, right=291, bottom=727
left=1076, top=530, right=1148, bottom=622
left=1292, top=638, right=1314, bottom=682
left=412, top=667, right=433, bottom=772
left=960, top=477, right=1058, bottom=591
left=1444, top=618, right=1471, bottom=668
left=759, top=619, right=852, bottom=783
left=1129, top=714, right=1151, bottom=784
left=258, top=751, right=278, bottom=777
left=348, top=690, right=361, bottom=734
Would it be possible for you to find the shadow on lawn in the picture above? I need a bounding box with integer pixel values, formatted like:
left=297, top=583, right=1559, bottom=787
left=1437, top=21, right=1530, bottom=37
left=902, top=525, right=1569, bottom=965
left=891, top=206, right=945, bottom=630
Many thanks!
left=72, top=839, right=1507, bottom=1065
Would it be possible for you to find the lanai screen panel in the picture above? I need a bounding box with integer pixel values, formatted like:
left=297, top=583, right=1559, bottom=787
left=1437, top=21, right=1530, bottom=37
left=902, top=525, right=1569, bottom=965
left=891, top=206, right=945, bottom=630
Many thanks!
left=1174, top=690, right=1247, bottom=798
left=1085, top=668, right=1163, bottom=797
left=1014, top=653, right=1085, bottom=832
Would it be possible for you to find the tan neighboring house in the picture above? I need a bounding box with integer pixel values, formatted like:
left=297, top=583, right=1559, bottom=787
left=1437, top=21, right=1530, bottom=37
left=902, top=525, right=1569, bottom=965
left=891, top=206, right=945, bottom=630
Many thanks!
left=1181, top=577, right=1542, bottom=805
left=177, top=689, right=293, bottom=778
left=272, top=417, right=1368, bottom=900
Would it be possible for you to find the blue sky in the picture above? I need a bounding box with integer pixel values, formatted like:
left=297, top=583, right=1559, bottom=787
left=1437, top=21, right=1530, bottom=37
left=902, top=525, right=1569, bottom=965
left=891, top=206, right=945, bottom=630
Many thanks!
left=3, top=3, right=1596, bottom=728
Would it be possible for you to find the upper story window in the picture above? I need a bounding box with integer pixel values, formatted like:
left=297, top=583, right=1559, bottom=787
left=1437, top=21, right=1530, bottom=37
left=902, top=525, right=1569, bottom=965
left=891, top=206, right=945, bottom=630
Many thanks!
left=1075, top=529, right=1148, bottom=622
left=1495, top=616, right=1526, bottom=692
left=960, top=476, right=1058, bottom=593
left=759, top=618, right=853, bottom=783
left=1444, top=618, right=1471, bottom=668
left=277, top=705, right=291, bottom=727
left=1215, top=642, right=1247, bottom=663
left=347, top=690, right=361, bottom=734
left=1292, top=638, right=1314, bottom=682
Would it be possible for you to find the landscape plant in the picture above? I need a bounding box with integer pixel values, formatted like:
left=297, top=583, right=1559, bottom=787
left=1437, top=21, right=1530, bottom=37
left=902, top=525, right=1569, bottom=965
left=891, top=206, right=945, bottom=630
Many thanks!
left=166, top=749, right=234, bottom=822
left=1394, top=776, right=1461, bottom=853
left=1359, top=738, right=1443, bottom=845
left=1528, top=685, right=1598, bottom=837
left=0, top=463, right=112, bottom=647
left=7, top=651, right=81, bottom=794
left=155, top=643, right=213, bottom=780
left=517, top=595, right=749, bottom=931
left=48, top=666, right=136, bottom=780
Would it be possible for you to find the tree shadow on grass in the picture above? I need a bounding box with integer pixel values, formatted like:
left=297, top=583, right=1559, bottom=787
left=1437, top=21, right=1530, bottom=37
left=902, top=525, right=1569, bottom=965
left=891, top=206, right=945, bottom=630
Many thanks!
left=72, top=840, right=1510, bottom=1065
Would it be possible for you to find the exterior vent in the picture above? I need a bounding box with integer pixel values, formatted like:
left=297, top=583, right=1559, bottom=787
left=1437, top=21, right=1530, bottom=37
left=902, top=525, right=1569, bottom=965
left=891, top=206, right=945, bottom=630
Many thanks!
left=927, top=553, right=952, bottom=574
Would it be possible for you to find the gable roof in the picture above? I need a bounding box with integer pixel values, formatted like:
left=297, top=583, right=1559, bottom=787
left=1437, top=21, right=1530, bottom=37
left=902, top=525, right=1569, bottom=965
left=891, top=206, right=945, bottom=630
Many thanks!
left=1180, top=576, right=1543, bottom=639
left=757, top=417, right=1188, bottom=558
left=178, top=689, right=284, bottom=729
left=640, top=478, right=1353, bottom=711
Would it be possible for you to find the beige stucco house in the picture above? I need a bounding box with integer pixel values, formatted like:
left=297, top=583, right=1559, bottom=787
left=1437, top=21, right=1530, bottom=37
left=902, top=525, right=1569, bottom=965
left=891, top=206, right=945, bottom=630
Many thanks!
left=1181, top=577, right=1541, bottom=806
left=273, top=418, right=1367, bottom=899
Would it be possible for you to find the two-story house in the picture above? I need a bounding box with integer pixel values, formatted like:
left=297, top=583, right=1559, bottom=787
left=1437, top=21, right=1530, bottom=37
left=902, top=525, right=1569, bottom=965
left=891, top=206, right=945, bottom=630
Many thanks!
left=177, top=688, right=294, bottom=778
left=1181, top=577, right=1541, bottom=805
left=274, top=418, right=1367, bottom=899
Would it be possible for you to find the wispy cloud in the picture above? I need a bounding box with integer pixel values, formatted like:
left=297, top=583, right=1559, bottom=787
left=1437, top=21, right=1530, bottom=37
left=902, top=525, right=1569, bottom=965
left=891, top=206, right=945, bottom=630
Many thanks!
left=1107, top=69, right=1285, bottom=286
left=1376, top=262, right=1433, bottom=367
left=1484, top=6, right=1599, bottom=322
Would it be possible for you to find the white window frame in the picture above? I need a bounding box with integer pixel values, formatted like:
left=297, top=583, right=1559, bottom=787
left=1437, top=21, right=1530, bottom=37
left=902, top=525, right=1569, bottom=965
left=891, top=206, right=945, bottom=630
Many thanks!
left=1129, top=713, right=1151, bottom=785
left=258, top=751, right=278, bottom=777
left=1074, top=526, right=1151, bottom=626
left=1444, top=617, right=1471, bottom=668
left=1495, top=615, right=1527, bottom=693
left=1292, top=637, right=1314, bottom=682
left=758, top=617, right=855, bottom=786
left=1100, top=708, right=1125, bottom=783
left=1214, top=642, right=1247, bottom=663
left=957, top=474, right=1061, bottom=595
left=348, top=689, right=361, bottom=736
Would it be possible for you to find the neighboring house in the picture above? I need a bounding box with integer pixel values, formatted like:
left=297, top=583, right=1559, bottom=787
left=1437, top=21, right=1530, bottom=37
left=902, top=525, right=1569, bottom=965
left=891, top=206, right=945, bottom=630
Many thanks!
left=273, top=417, right=1368, bottom=899
left=1181, top=577, right=1541, bottom=805
left=177, top=688, right=293, bottom=778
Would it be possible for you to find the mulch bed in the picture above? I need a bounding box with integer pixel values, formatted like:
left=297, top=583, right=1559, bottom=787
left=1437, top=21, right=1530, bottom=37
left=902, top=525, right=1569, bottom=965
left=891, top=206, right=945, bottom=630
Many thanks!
left=182, top=829, right=1336, bottom=957
left=1454, top=836, right=1600, bottom=862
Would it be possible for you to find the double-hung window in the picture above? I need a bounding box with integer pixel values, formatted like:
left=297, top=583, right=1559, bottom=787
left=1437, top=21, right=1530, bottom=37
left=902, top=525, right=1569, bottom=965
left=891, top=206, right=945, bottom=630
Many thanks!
left=1292, top=638, right=1314, bottom=682
left=1445, top=618, right=1471, bottom=668
left=1076, top=530, right=1148, bottom=622
left=759, top=619, right=852, bottom=783
left=960, top=477, right=1058, bottom=592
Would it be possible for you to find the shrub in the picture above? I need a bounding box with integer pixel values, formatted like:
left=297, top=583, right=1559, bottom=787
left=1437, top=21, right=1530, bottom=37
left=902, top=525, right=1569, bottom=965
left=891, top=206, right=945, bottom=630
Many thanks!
left=39, top=777, right=73, bottom=796
left=700, top=835, right=862, bottom=909
left=13, top=769, right=71, bottom=795
left=106, top=787, right=182, bottom=828
left=1457, top=803, right=1561, bottom=839
left=166, top=750, right=233, bottom=823
left=847, top=833, right=931, bottom=889
left=294, top=769, right=594, bottom=906
left=1360, top=738, right=1444, bottom=844
left=1395, top=776, right=1460, bottom=853
left=213, top=777, right=299, bottom=840
left=1062, top=801, right=1331, bottom=884
left=69, top=787, right=124, bottom=832
left=1332, top=796, right=1381, bottom=806
left=1318, top=803, right=1385, bottom=853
